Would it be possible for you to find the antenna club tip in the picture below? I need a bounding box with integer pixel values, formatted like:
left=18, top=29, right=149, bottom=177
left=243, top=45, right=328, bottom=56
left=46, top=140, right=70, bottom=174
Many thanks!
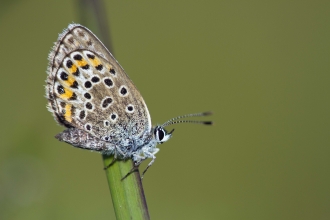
left=203, top=111, right=213, bottom=116
left=203, top=121, right=213, bottom=125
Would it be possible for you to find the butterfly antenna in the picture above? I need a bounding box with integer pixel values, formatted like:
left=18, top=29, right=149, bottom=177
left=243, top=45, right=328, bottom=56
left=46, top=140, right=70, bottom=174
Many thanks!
left=162, top=111, right=213, bottom=128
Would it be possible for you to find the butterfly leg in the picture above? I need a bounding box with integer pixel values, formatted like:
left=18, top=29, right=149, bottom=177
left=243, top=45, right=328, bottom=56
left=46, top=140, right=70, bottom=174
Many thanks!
left=121, top=155, right=151, bottom=180
left=141, top=154, right=156, bottom=179
left=103, top=145, right=121, bottom=170
left=103, top=157, right=117, bottom=170
left=121, top=163, right=140, bottom=181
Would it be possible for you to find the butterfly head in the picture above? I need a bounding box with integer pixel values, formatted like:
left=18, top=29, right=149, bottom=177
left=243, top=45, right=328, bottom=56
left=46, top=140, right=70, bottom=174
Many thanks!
left=153, top=126, right=174, bottom=144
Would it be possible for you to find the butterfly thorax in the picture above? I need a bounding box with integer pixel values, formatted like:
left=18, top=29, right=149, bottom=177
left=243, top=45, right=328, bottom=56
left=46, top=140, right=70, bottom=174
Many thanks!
left=111, top=130, right=157, bottom=161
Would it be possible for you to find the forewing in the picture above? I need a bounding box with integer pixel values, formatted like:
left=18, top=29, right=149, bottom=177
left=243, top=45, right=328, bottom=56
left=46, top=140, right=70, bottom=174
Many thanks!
left=46, top=24, right=151, bottom=140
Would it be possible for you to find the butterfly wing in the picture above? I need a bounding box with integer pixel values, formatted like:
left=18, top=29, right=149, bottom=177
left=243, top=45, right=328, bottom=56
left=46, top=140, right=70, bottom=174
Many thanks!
left=46, top=24, right=152, bottom=141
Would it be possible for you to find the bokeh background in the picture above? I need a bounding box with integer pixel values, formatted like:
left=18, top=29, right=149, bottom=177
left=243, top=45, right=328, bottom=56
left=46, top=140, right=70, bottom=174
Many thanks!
left=1, top=1, right=329, bottom=219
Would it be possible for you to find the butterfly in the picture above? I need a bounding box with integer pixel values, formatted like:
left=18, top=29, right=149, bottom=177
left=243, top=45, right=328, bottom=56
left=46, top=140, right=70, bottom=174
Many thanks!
left=46, top=24, right=212, bottom=178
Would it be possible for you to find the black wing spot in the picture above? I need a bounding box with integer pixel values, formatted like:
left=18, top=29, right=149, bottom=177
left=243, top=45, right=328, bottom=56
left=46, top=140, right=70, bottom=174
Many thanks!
left=85, top=124, right=91, bottom=130
left=66, top=60, right=73, bottom=68
left=84, top=81, right=92, bottom=88
left=79, top=110, right=86, bottom=119
left=102, top=98, right=113, bottom=108
left=57, top=85, right=65, bottom=94
left=68, top=92, right=77, bottom=101
left=120, top=87, right=127, bottom=95
left=96, top=64, right=103, bottom=71
left=70, top=81, right=79, bottom=89
left=104, top=78, right=113, bottom=87
left=82, top=64, right=90, bottom=70
left=86, top=102, right=93, bottom=109
left=91, top=76, right=100, bottom=83
left=73, top=54, right=83, bottom=61
left=87, top=54, right=95, bottom=59
left=60, top=71, right=68, bottom=80
left=73, top=68, right=80, bottom=77
left=84, top=93, right=91, bottom=99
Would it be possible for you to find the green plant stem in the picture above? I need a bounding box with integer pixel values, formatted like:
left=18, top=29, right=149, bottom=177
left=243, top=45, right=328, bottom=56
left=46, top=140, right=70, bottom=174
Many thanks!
left=103, top=156, right=150, bottom=220
left=78, top=0, right=150, bottom=219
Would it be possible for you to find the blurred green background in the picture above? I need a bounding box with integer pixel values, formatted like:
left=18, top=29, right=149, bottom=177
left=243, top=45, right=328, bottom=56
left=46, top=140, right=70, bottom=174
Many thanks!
left=1, top=0, right=329, bottom=219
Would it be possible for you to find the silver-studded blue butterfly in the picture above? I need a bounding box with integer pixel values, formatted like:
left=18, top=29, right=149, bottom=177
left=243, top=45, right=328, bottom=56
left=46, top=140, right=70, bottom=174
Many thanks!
left=46, top=24, right=212, bottom=178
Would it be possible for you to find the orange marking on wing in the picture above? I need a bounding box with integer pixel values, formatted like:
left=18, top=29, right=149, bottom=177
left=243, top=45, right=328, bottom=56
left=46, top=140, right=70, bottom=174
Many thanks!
left=76, top=59, right=88, bottom=67
left=69, top=65, right=78, bottom=74
left=64, top=104, right=72, bottom=122
left=67, top=76, right=75, bottom=86
left=59, top=87, right=73, bottom=99
left=62, top=75, right=76, bottom=87
left=105, top=64, right=113, bottom=70
left=90, top=57, right=101, bottom=67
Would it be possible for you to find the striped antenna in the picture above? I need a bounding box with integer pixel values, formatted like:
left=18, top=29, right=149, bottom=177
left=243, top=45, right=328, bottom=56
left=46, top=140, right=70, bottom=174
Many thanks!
left=161, top=111, right=213, bottom=128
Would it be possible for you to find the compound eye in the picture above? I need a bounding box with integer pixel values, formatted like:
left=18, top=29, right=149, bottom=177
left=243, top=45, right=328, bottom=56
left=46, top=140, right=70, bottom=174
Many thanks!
left=154, top=126, right=165, bottom=142
left=157, top=128, right=165, bottom=141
